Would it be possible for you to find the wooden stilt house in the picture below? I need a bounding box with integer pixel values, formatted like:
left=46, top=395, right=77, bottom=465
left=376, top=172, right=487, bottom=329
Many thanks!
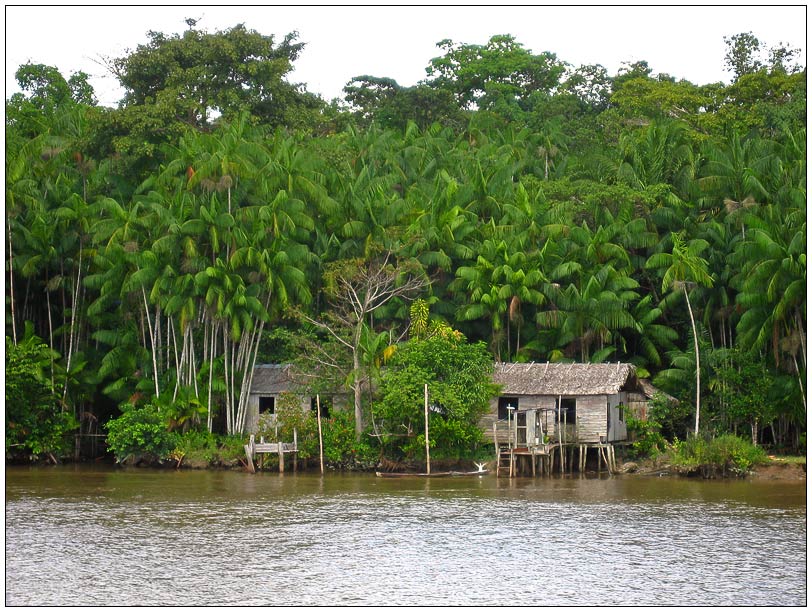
left=482, top=362, right=663, bottom=476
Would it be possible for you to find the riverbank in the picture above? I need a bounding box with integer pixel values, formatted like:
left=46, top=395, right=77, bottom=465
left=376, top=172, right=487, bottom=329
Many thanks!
left=9, top=454, right=805, bottom=482
left=622, top=455, right=806, bottom=480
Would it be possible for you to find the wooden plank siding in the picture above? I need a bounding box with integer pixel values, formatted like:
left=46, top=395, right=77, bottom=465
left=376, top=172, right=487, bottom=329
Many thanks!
left=481, top=392, right=628, bottom=445
left=574, top=395, right=609, bottom=443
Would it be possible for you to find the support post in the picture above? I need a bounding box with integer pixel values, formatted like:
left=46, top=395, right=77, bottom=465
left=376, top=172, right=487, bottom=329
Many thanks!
left=558, top=395, right=564, bottom=474
left=293, top=428, right=298, bottom=473
left=244, top=434, right=256, bottom=474
left=424, top=384, right=431, bottom=475
left=316, top=395, right=324, bottom=475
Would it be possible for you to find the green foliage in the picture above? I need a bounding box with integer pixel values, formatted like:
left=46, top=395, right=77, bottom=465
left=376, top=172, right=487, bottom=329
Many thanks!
left=104, top=403, right=179, bottom=462
left=276, top=392, right=318, bottom=459
left=667, top=434, right=768, bottom=475
left=5, top=25, right=807, bottom=461
left=374, top=334, right=496, bottom=460
left=707, top=348, right=775, bottom=437
left=170, top=430, right=219, bottom=466
left=5, top=334, right=78, bottom=457
left=108, top=24, right=324, bottom=157
left=154, top=387, right=208, bottom=433
left=319, top=409, right=377, bottom=465
left=624, top=410, right=666, bottom=459
left=647, top=392, right=695, bottom=441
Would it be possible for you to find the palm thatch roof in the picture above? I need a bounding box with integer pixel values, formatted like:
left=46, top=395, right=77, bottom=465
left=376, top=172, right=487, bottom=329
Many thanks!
left=493, top=362, right=639, bottom=396
left=249, top=364, right=298, bottom=395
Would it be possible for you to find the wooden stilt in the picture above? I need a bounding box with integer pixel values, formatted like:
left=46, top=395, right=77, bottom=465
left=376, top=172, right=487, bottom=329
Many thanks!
left=244, top=435, right=256, bottom=474
left=293, top=429, right=298, bottom=473
left=316, top=395, right=324, bottom=475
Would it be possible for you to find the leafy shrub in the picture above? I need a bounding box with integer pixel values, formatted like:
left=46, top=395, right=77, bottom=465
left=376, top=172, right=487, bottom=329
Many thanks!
left=170, top=430, right=219, bottom=466
left=214, top=435, right=250, bottom=465
left=6, top=334, right=78, bottom=458
left=625, top=411, right=666, bottom=459
left=648, top=392, right=693, bottom=440
left=105, top=403, right=178, bottom=462
left=404, top=417, right=485, bottom=461
left=373, top=334, right=496, bottom=461
left=276, top=393, right=319, bottom=459
left=320, top=409, right=376, bottom=465
left=154, top=387, right=208, bottom=433
left=667, top=434, right=768, bottom=476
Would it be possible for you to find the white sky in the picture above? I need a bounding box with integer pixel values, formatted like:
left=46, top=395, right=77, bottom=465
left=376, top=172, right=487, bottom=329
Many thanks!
left=4, top=4, right=808, bottom=108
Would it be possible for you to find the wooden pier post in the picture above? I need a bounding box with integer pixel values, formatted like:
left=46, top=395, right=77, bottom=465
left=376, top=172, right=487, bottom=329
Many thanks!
left=244, top=435, right=256, bottom=473
left=293, top=428, right=298, bottom=472
left=316, top=395, right=324, bottom=475
left=424, top=384, right=431, bottom=476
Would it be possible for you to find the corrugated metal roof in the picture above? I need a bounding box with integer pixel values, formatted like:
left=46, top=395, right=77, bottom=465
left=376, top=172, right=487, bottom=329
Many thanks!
left=494, top=362, right=637, bottom=396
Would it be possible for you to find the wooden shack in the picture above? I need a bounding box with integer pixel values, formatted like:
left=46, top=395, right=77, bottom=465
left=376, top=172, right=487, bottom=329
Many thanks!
left=482, top=362, right=663, bottom=476
left=246, top=364, right=345, bottom=434
left=246, top=364, right=308, bottom=433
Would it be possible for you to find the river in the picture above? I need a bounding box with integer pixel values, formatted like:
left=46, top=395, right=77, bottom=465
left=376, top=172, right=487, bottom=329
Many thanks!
left=4, top=465, right=806, bottom=606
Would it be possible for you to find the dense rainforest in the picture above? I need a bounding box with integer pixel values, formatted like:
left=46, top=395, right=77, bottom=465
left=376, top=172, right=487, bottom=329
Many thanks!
left=5, top=24, right=806, bottom=465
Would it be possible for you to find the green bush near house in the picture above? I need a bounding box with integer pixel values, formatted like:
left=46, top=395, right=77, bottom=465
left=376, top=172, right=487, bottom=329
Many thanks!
left=169, top=430, right=219, bottom=466
left=105, top=403, right=179, bottom=463
left=625, top=412, right=667, bottom=459
left=320, top=410, right=377, bottom=465
left=667, top=434, right=768, bottom=476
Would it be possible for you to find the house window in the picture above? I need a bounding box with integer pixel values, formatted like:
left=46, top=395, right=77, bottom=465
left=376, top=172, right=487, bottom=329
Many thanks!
left=555, top=398, right=576, bottom=423
left=259, top=396, right=275, bottom=415
left=311, top=396, right=330, bottom=418
left=618, top=404, right=625, bottom=422
left=498, top=397, right=519, bottom=420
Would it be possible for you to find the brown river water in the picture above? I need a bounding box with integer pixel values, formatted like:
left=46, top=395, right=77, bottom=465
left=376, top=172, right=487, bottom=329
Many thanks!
left=4, top=465, right=806, bottom=606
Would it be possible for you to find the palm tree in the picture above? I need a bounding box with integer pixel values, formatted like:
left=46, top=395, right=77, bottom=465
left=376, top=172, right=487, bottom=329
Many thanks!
left=537, top=264, right=640, bottom=363
left=646, top=231, right=713, bottom=435
left=453, top=238, right=549, bottom=360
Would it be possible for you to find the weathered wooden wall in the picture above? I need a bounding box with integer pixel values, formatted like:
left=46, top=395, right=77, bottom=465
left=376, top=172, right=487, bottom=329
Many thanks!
left=625, top=391, right=649, bottom=420
left=574, top=395, right=607, bottom=442
left=245, top=393, right=310, bottom=434
left=483, top=393, right=630, bottom=444
left=606, top=392, right=629, bottom=442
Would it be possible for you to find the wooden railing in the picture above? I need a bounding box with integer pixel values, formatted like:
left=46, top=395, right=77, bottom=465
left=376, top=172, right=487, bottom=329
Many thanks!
left=244, top=431, right=298, bottom=473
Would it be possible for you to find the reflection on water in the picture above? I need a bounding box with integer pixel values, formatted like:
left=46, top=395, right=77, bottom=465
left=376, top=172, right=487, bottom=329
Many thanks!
left=5, top=466, right=806, bottom=606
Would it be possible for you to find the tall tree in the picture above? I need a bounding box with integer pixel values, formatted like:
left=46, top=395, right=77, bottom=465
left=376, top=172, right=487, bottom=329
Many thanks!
left=646, top=232, right=713, bottom=435
left=106, top=24, right=324, bottom=157
left=297, top=254, right=428, bottom=438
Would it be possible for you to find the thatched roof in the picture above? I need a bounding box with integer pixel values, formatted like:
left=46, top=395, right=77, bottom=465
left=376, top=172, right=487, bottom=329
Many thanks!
left=639, top=378, right=678, bottom=403
left=249, top=364, right=298, bottom=395
left=493, top=362, right=639, bottom=396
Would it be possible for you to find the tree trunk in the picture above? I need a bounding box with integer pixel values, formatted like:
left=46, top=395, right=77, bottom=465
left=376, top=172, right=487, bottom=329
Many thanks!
left=63, top=245, right=84, bottom=404
left=141, top=287, right=160, bottom=399
left=352, top=320, right=365, bottom=440
left=683, top=284, right=701, bottom=436
left=207, top=320, right=217, bottom=433
left=45, top=278, right=55, bottom=393
left=7, top=213, right=17, bottom=345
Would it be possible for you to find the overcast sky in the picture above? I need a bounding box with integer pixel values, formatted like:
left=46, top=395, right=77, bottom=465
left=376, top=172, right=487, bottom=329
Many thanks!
left=4, top=4, right=808, bottom=107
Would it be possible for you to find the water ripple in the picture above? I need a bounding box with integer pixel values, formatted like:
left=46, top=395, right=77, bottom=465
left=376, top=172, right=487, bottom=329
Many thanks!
left=5, top=468, right=806, bottom=606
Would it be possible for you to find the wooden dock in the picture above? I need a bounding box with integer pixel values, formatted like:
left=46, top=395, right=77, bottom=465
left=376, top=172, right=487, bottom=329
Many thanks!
left=244, top=432, right=298, bottom=473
